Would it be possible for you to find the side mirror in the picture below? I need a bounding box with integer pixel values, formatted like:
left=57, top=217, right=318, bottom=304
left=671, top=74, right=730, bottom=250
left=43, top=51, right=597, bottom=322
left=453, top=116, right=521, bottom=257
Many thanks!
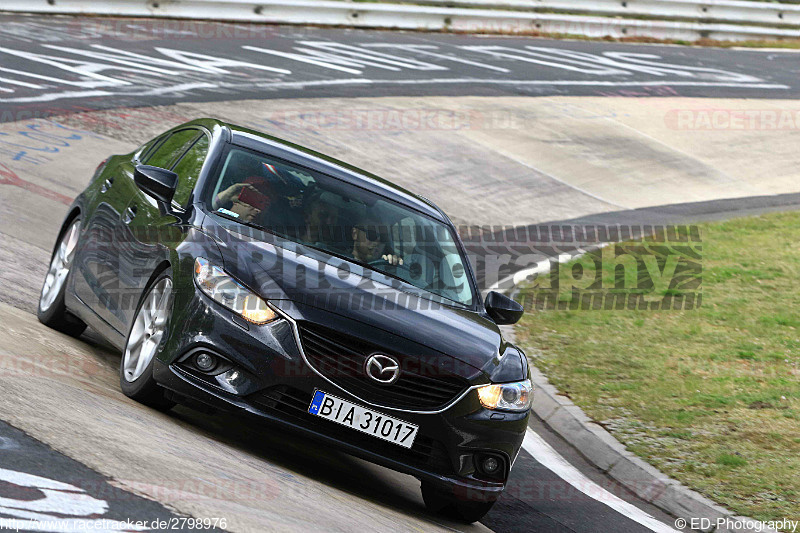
left=134, top=165, right=178, bottom=207
left=484, top=291, right=524, bottom=325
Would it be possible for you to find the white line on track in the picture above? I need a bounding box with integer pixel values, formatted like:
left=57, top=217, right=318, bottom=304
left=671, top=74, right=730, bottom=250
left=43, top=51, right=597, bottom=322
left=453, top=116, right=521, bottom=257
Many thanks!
left=0, top=78, right=789, bottom=103
left=489, top=246, right=604, bottom=294
left=360, top=79, right=791, bottom=89
left=242, top=78, right=791, bottom=91
left=136, top=82, right=219, bottom=96
left=522, top=429, right=678, bottom=533
left=247, top=78, right=374, bottom=89
left=730, top=47, right=800, bottom=53
left=0, top=90, right=113, bottom=103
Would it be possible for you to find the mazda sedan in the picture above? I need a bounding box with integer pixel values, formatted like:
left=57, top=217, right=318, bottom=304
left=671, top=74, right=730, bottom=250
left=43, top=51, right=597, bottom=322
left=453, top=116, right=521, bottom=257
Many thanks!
left=38, top=118, right=531, bottom=522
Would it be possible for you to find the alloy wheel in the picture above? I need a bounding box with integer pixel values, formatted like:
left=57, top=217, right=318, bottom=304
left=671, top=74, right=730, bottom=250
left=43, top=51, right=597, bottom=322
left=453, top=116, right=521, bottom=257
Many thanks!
left=40, top=220, right=80, bottom=312
left=122, top=278, right=173, bottom=383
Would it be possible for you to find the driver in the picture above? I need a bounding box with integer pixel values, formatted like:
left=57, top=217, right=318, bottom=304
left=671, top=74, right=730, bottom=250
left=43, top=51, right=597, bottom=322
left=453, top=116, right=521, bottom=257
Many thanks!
left=351, top=216, right=403, bottom=266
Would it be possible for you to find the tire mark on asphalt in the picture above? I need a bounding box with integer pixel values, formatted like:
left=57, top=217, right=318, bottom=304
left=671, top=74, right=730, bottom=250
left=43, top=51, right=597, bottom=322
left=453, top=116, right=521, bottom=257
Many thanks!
left=479, top=143, right=629, bottom=210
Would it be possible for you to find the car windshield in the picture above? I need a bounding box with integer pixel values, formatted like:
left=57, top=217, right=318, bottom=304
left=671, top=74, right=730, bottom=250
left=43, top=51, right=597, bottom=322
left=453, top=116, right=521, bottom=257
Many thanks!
left=206, top=147, right=474, bottom=306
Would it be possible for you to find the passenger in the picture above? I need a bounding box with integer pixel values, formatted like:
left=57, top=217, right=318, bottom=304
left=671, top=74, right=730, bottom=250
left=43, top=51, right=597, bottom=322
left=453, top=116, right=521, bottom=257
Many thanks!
left=214, top=158, right=272, bottom=223
left=214, top=158, right=303, bottom=226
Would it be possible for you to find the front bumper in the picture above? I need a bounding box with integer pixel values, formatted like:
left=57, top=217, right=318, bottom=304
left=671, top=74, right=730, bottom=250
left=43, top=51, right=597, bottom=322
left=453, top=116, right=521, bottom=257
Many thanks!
left=153, top=289, right=529, bottom=502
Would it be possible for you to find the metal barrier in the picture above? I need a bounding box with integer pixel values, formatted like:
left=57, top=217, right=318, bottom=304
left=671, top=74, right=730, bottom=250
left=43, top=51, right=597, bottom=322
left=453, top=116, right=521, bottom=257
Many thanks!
left=425, top=0, right=800, bottom=27
left=3, top=0, right=800, bottom=41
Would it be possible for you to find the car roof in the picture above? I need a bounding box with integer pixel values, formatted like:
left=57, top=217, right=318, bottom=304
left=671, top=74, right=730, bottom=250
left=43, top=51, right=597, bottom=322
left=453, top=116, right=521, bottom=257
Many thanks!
left=181, top=118, right=447, bottom=222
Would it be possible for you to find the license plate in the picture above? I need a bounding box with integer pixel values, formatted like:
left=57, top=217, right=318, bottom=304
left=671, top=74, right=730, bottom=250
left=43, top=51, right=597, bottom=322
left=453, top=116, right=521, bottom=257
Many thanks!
left=308, top=390, right=419, bottom=449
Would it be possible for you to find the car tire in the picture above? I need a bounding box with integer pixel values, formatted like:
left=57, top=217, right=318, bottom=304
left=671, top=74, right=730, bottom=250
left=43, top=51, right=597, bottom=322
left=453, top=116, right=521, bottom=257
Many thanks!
left=420, top=481, right=496, bottom=523
left=451, top=500, right=496, bottom=523
left=119, top=271, right=176, bottom=411
left=38, top=218, right=87, bottom=337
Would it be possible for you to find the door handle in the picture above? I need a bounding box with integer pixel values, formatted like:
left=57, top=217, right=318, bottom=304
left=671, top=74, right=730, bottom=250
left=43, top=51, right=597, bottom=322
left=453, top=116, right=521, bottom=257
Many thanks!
left=123, top=205, right=137, bottom=225
left=100, top=177, right=114, bottom=193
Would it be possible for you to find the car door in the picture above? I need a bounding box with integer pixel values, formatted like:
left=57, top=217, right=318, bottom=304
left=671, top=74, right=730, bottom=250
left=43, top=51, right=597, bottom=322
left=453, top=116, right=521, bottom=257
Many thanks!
left=70, top=134, right=164, bottom=334
left=85, top=128, right=201, bottom=333
left=117, top=129, right=211, bottom=332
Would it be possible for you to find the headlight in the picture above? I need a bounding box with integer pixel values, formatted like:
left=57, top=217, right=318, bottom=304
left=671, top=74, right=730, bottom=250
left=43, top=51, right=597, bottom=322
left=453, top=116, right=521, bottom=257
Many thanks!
left=477, top=379, right=532, bottom=411
left=194, top=257, right=277, bottom=325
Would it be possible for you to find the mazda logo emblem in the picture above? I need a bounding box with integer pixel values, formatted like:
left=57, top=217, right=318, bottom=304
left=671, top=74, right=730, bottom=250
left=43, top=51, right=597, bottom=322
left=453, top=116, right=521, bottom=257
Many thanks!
left=364, top=354, right=400, bottom=385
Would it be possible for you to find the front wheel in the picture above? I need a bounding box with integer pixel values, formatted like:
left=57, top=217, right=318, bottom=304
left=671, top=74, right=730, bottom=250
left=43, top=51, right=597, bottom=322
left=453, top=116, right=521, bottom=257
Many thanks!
left=119, top=273, right=175, bottom=411
left=421, top=481, right=496, bottom=523
left=38, top=218, right=87, bottom=337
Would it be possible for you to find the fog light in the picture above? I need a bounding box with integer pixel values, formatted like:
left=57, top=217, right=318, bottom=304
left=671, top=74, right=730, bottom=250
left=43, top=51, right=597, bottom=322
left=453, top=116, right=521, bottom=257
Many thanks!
left=482, top=456, right=500, bottom=474
left=226, top=370, right=241, bottom=386
left=475, top=453, right=505, bottom=479
left=195, top=353, right=216, bottom=372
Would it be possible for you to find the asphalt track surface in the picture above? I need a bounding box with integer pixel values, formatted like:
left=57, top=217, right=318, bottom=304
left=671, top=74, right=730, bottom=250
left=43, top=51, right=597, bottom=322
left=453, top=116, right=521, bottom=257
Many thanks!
left=0, top=421, right=216, bottom=533
left=1, top=12, right=798, bottom=533
left=0, top=12, right=799, bottom=121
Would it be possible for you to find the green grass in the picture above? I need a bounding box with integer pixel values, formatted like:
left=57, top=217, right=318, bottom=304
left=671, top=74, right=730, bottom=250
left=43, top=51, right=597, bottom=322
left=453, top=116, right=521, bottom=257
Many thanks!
left=717, top=453, right=748, bottom=468
left=514, top=211, right=800, bottom=523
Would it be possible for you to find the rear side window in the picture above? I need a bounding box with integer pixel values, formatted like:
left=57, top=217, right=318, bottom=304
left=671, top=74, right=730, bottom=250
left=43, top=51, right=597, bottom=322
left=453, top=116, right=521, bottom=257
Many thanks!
left=145, top=129, right=199, bottom=170
left=135, top=135, right=161, bottom=162
left=171, top=134, right=210, bottom=206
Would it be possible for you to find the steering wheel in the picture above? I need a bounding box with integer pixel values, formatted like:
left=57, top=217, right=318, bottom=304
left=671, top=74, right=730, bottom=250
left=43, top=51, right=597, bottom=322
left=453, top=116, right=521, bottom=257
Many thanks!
left=368, top=257, right=394, bottom=269
left=368, top=257, right=413, bottom=281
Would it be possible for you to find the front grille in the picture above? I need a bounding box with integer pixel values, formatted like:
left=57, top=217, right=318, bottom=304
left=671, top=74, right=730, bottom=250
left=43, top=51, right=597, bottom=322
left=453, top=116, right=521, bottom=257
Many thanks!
left=249, top=386, right=451, bottom=473
left=298, top=323, right=469, bottom=410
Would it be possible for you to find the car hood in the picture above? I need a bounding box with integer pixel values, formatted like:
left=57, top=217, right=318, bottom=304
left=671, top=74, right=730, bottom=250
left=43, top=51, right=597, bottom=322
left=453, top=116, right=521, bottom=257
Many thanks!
left=203, top=215, right=511, bottom=377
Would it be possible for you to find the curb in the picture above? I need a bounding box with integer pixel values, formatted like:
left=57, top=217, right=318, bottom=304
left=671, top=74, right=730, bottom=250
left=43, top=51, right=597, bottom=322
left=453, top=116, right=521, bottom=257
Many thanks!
left=500, top=326, right=778, bottom=533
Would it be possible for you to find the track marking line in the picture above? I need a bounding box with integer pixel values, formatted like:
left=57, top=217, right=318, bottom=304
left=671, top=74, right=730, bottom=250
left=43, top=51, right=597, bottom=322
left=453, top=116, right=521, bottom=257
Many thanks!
left=489, top=245, right=607, bottom=293
left=360, top=79, right=791, bottom=89
left=136, top=82, right=219, bottom=96
left=0, top=78, right=789, bottom=104
left=522, top=429, right=678, bottom=533
left=0, top=90, right=113, bottom=103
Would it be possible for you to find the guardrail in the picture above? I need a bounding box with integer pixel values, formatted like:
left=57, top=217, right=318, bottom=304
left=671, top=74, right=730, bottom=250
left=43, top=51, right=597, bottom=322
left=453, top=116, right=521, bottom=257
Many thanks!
left=3, top=0, right=800, bottom=41
left=426, top=0, right=800, bottom=27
